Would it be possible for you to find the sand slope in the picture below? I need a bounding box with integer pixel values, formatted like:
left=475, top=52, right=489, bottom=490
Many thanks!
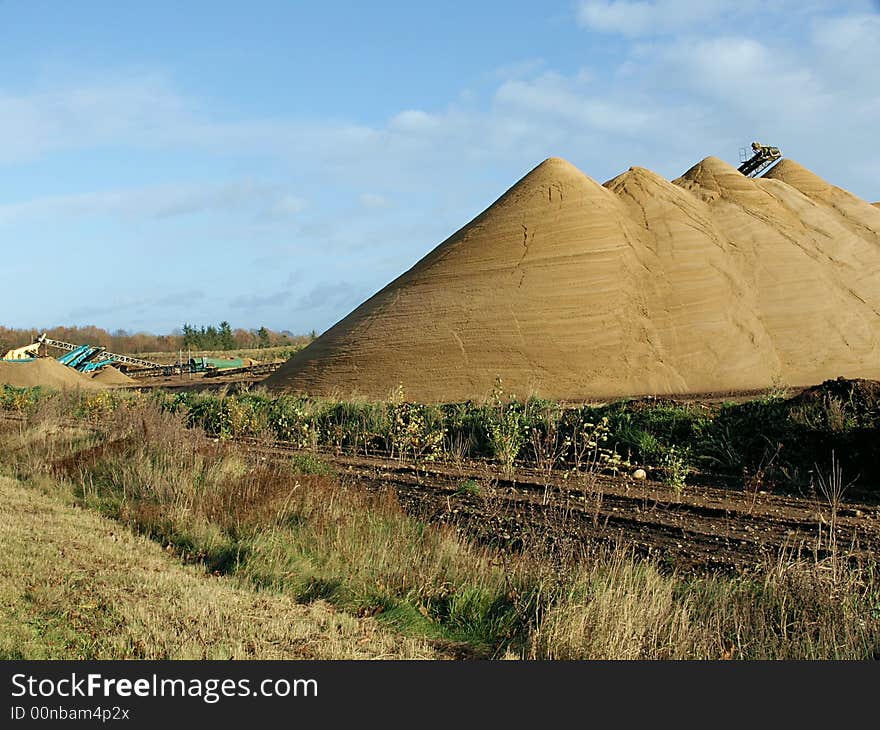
left=91, top=365, right=135, bottom=385
left=0, top=359, right=101, bottom=390
left=266, top=157, right=880, bottom=402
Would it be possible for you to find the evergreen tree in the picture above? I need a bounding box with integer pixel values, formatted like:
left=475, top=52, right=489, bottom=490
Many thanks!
left=219, top=321, right=235, bottom=350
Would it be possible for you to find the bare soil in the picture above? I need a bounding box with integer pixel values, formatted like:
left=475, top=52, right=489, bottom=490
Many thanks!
left=129, top=371, right=268, bottom=392
left=238, top=439, right=880, bottom=574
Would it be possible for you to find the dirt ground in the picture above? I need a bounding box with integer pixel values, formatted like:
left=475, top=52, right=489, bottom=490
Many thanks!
left=3, top=399, right=876, bottom=575
left=236, top=439, right=880, bottom=574
left=128, top=371, right=270, bottom=392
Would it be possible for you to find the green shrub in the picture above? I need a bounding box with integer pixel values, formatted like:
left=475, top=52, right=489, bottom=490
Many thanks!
left=660, top=445, right=691, bottom=493
left=484, top=380, right=527, bottom=474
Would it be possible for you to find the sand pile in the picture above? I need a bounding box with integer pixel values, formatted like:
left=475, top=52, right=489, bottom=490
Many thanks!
left=265, top=156, right=880, bottom=402
left=91, top=365, right=135, bottom=385
left=0, top=359, right=101, bottom=390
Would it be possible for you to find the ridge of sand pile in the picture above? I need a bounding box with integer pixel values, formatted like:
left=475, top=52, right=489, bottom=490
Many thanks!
left=761, top=159, right=880, bottom=240
left=265, top=156, right=880, bottom=402
left=91, top=365, right=134, bottom=385
left=0, top=359, right=101, bottom=390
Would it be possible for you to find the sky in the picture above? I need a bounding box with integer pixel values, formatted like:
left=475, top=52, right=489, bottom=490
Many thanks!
left=2, top=0, right=878, bottom=335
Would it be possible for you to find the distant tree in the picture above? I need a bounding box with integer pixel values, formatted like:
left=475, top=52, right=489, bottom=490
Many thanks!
left=181, top=323, right=198, bottom=349
left=218, top=321, right=235, bottom=350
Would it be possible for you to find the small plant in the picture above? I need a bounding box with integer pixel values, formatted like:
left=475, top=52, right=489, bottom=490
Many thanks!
left=761, top=375, right=790, bottom=402
left=456, top=479, right=481, bottom=497
left=290, top=453, right=334, bottom=476
left=529, top=402, right=568, bottom=476
left=570, top=415, right=630, bottom=475
left=742, top=440, right=782, bottom=513
left=0, top=385, right=44, bottom=413
left=387, top=387, right=445, bottom=463
left=485, top=379, right=526, bottom=476
left=660, top=446, right=690, bottom=494
left=811, top=452, right=855, bottom=586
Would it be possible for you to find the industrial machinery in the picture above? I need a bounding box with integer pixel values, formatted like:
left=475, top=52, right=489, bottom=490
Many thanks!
left=2, top=342, right=42, bottom=361
left=5, top=333, right=280, bottom=379
left=738, top=141, right=782, bottom=177
left=126, top=357, right=282, bottom=379
left=189, top=356, right=247, bottom=371
left=30, top=334, right=163, bottom=373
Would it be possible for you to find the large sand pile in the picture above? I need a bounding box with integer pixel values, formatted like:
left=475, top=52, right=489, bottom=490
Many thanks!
left=0, top=359, right=101, bottom=390
left=265, top=156, right=880, bottom=402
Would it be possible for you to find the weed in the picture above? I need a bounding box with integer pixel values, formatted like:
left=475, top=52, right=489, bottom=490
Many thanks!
left=456, top=479, right=481, bottom=497
left=485, top=379, right=527, bottom=476
left=290, top=453, right=334, bottom=476
left=660, top=446, right=690, bottom=494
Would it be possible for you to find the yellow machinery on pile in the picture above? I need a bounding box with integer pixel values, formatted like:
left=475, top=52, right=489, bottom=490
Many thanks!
left=738, top=141, right=782, bottom=177
left=1, top=342, right=42, bottom=361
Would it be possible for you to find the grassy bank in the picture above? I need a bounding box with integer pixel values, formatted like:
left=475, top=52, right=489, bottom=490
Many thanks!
left=0, top=472, right=439, bottom=660
left=1, top=391, right=878, bottom=659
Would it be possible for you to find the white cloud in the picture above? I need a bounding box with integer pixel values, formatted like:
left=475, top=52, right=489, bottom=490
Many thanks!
left=575, top=0, right=861, bottom=37
left=495, top=73, right=655, bottom=135
left=296, top=282, right=365, bottom=312
left=810, top=13, right=880, bottom=88
left=230, top=291, right=291, bottom=310
left=0, top=181, right=306, bottom=223
left=359, top=193, right=392, bottom=209
left=0, top=73, right=192, bottom=163
left=577, top=0, right=657, bottom=35
left=577, top=0, right=742, bottom=37
left=268, top=195, right=308, bottom=218
left=390, top=109, right=441, bottom=133
left=490, top=58, right=548, bottom=81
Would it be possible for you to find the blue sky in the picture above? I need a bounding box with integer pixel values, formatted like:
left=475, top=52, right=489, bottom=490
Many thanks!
left=2, top=1, right=879, bottom=335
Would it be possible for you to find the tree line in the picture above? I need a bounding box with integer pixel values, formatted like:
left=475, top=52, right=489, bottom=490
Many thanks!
left=0, top=323, right=313, bottom=355
left=180, top=321, right=310, bottom=350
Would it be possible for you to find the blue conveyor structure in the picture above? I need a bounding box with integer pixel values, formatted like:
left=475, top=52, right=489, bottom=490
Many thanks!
left=35, top=334, right=162, bottom=373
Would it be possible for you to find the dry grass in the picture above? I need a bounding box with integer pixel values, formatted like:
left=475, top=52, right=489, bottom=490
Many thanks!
left=529, top=555, right=691, bottom=659
left=0, top=473, right=440, bottom=660
left=527, top=549, right=880, bottom=659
